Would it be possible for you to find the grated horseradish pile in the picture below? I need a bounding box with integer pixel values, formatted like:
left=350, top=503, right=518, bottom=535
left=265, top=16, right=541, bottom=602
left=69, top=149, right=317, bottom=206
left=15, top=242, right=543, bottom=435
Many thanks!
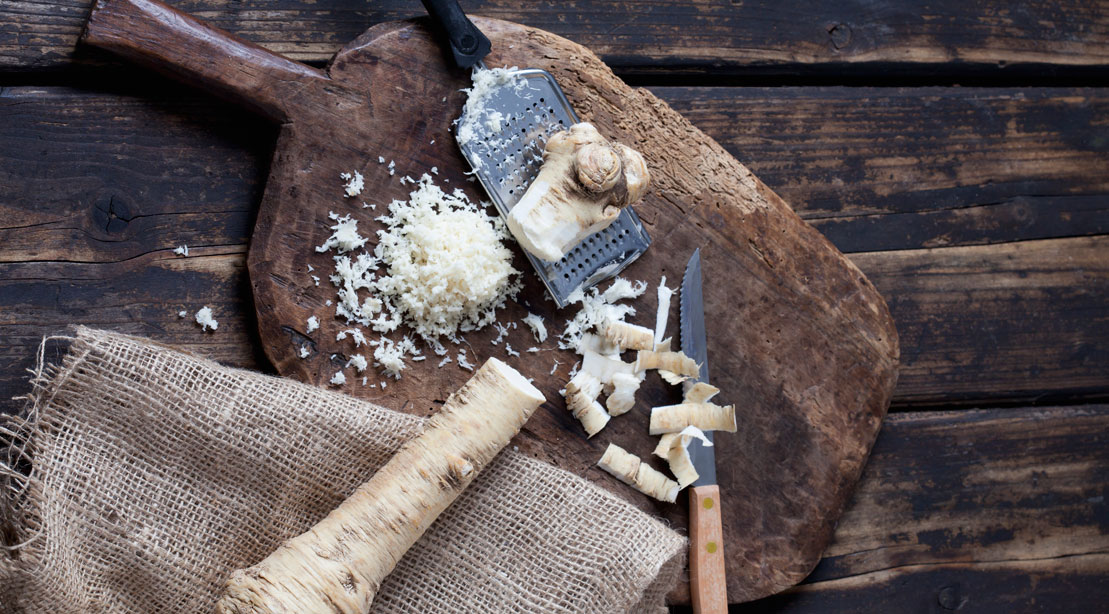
left=312, top=169, right=521, bottom=383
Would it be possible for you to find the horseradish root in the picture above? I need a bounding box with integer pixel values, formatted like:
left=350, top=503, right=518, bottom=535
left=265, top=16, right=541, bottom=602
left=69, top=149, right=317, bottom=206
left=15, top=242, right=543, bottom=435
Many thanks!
left=598, top=443, right=679, bottom=503
left=506, top=122, right=650, bottom=261
left=215, top=358, right=544, bottom=614
left=649, top=402, right=737, bottom=435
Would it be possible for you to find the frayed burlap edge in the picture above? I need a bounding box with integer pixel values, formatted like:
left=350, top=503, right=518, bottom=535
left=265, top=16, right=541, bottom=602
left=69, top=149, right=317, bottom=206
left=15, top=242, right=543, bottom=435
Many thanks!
left=0, top=326, right=686, bottom=613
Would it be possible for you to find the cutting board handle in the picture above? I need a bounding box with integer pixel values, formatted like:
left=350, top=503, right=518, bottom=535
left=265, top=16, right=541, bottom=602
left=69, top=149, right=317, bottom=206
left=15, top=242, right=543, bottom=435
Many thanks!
left=82, top=0, right=327, bottom=123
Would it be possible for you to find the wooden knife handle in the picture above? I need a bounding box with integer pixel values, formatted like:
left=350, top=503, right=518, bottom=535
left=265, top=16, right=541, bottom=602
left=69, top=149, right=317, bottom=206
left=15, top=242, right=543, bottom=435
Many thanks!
left=81, top=0, right=327, bottom=123
left=689, top=484, right=727, bottom=613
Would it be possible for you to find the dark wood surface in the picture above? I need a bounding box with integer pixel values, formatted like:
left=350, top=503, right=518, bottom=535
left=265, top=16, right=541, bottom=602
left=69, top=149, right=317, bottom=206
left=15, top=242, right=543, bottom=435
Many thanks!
left=6, top=0, right=1109, bottom=75
left=2, top=0, right=1107, bottom=612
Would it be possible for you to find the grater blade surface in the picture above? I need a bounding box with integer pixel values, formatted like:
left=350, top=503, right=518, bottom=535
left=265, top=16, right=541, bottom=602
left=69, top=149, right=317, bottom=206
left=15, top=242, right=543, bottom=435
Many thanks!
left=458, top=68, right=651, bottom=308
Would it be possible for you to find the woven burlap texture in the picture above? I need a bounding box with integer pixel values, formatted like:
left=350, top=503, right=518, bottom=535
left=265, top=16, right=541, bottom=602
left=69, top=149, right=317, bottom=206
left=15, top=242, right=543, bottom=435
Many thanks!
left=0, top=327, right=685, bottom=614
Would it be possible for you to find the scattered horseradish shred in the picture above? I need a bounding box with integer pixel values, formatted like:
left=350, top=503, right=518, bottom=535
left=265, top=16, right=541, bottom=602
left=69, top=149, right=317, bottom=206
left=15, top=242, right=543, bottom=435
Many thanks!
left=316, top=212, right=368, bottom=254
left=522, top=312, right=547, bottom=343
left=329, top=371, right=346, bottom=386
left=491, top=321, right=511, bottom=346
left=195, top=306, right=218, bottom=331
left=174, top=245, right=189, bottom=257
left=602, top=277, right=647, bottom=303
left=306, top=316, right=319, bottom=334
left=336, top=328, right=367, bottom=347
left=340, top=171, right=364, bottom=198
left=457, top=350, right=475, bottom=371
left=346, top=354, right=368, bottom=372
left=370, top=336, right=421, bottom=379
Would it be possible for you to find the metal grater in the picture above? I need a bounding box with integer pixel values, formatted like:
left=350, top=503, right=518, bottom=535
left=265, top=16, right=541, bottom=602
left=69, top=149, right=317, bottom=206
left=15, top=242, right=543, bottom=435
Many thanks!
left=457, top=67, right=652, bottom=308
left=422, top=0, right=651, bottom=307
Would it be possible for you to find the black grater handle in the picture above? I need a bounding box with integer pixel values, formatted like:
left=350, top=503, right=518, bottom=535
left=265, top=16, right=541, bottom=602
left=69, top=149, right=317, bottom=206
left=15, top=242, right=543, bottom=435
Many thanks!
left=420, top=0, right=491, bottom=69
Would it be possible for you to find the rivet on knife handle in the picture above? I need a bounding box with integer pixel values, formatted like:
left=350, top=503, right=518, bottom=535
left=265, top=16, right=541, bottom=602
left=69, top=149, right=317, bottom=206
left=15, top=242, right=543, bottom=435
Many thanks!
left=689, top=484, right=727, bottom=613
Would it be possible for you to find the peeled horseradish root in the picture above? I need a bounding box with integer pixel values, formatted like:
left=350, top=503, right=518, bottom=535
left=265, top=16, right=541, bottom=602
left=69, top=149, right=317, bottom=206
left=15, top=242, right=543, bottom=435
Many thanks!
left=215, top=358, right=545, bottom=614
left=506, top=122, right=650, bottom=262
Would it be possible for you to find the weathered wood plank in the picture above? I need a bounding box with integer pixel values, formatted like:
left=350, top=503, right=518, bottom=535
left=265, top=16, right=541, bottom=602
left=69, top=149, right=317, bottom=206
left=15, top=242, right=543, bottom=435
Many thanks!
left=3, top=0, right=1109, bottom=72
left=4, top=85, right=1107, bottom=259
left=1, top=86, right=1106, bottom=412
left=0, top=250, right=265, bottom=416
left=851, top=237, right=1109, bottom=406
left=819, top=405, right=1109, bottom=581
left=725, top=405, right=1109, bottom=612
left=0, top=85, right=268, bottom=263
left=656, top=86, right=1109, bottom=253
left=723, top=556, right=1109, bottom=613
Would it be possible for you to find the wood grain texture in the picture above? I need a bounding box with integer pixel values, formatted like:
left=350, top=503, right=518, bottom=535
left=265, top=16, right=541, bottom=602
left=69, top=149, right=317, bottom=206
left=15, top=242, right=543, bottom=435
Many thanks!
left=851, top=236, right=1109, bottom=406
left=79, top=6, right=899, bottom=603
left=1, top=86, right=1105, bottom=413
left=0, top=84, right=271, bottom=415
left=4, top=0, right=1109, bottom=72
left=658, top=87, right=1109, bottom=253
left=726, top=404, right=1109, bottom=613
left=689, top=484, right=728, bottom=613
left=724, top=556, right=1109, bottom=613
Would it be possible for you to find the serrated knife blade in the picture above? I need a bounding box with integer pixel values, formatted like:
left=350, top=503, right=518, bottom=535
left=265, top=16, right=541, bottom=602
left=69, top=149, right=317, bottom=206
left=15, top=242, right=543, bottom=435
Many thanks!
left=681, top=248, right=728, bottom=612
left=681, top=248, right=714, bottom=486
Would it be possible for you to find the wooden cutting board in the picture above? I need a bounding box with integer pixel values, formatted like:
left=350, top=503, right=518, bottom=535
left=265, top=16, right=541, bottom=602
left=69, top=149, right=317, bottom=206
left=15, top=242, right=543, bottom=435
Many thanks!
left=84, top=1, right=899, bottom=604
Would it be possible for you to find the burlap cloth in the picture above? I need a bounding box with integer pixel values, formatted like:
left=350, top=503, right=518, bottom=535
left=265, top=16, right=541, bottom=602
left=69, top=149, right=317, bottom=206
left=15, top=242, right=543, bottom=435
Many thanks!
left=0, top=327, right=685, bottom=613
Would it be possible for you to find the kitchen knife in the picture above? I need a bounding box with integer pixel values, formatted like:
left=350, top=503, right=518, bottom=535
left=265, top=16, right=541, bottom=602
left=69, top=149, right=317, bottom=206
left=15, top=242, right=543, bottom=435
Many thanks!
left=681, top=248, right=727, bottom=613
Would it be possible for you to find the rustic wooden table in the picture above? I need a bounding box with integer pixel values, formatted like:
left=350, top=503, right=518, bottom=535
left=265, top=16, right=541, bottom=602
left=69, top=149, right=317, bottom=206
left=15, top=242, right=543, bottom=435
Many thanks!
left=2, top=1, right=1107, bottom=611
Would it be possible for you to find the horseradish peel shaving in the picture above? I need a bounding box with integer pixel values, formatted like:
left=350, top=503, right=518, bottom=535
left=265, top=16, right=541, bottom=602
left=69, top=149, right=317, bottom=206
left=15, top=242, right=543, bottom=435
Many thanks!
left=553, top=276, right=736, bottom=503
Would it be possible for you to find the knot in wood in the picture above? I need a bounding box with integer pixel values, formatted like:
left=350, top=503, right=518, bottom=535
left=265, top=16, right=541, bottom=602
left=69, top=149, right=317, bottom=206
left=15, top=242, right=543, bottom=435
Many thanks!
left=937, top=584, right=967, bottom=610
left=827, top=23, right=852, bottom=50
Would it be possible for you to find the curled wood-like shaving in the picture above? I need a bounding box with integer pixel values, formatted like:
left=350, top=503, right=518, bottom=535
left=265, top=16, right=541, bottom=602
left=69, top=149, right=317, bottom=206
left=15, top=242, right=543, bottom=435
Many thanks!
left=601, top=319, right=654, bottom=351
left=598, top=443, right=679, bottom=503
left=649, top=402, right=736, bottom=435
left=563, top=371, right=610, bottom=437
left=635, top=350, right=699, bottom=378
left=653, top=426, right=713, bottom=489
left=683, top=381, right=720, bottom=404
left=605, top=372, right=641, bottom=416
